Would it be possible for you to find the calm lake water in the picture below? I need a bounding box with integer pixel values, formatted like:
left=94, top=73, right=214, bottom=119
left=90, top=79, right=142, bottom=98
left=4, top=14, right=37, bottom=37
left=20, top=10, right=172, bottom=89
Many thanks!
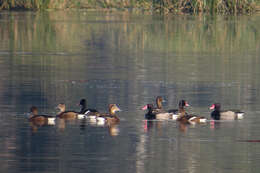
left=0, top=10, right=260, bottom=173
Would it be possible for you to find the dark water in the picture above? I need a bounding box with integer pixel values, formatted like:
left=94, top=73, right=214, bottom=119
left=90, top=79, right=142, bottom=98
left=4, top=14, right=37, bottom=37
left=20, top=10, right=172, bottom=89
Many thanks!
left=0, top=11, right=260, bottom=173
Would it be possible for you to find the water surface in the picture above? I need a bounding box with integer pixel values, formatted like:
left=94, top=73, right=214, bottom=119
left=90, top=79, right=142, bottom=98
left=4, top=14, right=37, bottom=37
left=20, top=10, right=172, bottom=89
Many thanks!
left=0, top=11, right=260, bottom=173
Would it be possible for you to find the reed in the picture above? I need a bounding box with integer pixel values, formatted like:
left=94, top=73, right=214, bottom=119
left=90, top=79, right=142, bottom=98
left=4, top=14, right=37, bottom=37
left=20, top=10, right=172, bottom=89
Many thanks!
left=0, top=0, right=259, bottom=13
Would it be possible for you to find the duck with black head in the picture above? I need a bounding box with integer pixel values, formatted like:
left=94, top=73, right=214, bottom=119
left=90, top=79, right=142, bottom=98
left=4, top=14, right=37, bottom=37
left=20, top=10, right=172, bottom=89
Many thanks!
left=28, top=106, right=56, bottom=126
left=78, top=99, right=99, bottom=119
left=142, top=104, right=156, bottom=120
left=142, top=103, right=173, bottom=120
left=210, top=103, right=244, bottom=120
left=56, top=103, right=78, bottom=120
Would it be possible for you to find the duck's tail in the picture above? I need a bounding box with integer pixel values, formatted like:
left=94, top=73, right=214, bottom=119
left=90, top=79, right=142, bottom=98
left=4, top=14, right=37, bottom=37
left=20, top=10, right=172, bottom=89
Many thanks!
left=236, top=112, right=244, bottom=120
left=47, top=117, right=56, bottom=125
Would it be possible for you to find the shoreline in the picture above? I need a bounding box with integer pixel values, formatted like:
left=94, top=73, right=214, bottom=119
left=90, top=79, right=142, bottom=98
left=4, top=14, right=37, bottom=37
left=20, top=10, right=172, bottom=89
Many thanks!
left=0, top=0, right=259, bottom=15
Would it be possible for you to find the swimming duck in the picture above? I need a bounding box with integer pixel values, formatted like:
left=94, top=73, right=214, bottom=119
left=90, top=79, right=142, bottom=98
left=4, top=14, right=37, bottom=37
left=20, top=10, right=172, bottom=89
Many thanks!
left=56, top=103, right=78, bottom=120
left=210, top=103, right=244, bottom=120
left=170, top=100, right=206, bottom=124
left=78, top=99, right=99, bottom=119
left=155, top=96, right=165, bottom=110
left=142, top=104, right=173, bottom=120
left=168, top=100, right=190, bottom=120
left=79, top=99, right=98, bottom=114
left=96, top=104, right=121, bottom=125
left=28, top=106, right=55, bottom=125
left=142, top=104, right=156, bottom=120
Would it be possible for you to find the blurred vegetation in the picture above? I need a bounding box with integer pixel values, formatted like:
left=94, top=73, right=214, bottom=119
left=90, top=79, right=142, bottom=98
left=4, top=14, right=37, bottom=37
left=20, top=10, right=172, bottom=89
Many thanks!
left=1, top=11, right=259, bottom=54
left=0, top=0, right=260, bottom=14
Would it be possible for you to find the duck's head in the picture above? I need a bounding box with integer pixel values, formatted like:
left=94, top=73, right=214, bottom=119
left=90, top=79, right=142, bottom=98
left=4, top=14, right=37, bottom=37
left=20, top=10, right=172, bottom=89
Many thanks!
left=109, top=104, right=121, bottom=115
left=179, top=100, right=190, bottom=108
left=57, top=103, right=66, bottom=112
left=210, top=103, right=221, bottom=110
left=79, top=99, right=86, bottom=107
left=156, top=96, right=165, bottom=109
left=142, top=104, right=154, bottom=111
left=30, top=106, right=38, bottom=115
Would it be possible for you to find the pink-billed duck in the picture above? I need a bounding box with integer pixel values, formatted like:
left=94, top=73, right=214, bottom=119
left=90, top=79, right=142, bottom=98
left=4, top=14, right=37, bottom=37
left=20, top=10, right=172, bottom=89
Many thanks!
left=142, top=103, right=173, bottom=120
left=210, top=103, right=244, bottom=120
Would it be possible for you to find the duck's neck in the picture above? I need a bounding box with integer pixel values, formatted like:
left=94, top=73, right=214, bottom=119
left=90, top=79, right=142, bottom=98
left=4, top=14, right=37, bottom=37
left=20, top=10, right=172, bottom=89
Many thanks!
left=58, top=108, right=65, bottom=114
left=109, top=109, right=116, bottom=116
left=80, top=104, right=87, bottom=113
left=28, top=113, right=35, bottom=119
left=156, top=100, right=162, bottom=109
left=215, top=108, right=220, bottom=111
left=148, top=109, right=153, bottom=114
left=179, top=106, right=186, bottom=117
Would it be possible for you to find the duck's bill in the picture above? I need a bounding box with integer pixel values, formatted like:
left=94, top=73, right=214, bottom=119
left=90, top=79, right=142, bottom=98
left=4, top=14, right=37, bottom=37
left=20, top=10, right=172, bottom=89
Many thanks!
left=209, top=104, right=215, bottom=110
left=142, top=105, right=148, bottom=110
left=114, top=105, right=121, bottom=112
left=185, top=102, right=190, bottom=107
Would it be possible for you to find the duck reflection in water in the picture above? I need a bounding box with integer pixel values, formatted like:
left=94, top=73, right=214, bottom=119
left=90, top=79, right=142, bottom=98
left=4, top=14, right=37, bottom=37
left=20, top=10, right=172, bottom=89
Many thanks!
left=108, top=124, right=119, bottom=136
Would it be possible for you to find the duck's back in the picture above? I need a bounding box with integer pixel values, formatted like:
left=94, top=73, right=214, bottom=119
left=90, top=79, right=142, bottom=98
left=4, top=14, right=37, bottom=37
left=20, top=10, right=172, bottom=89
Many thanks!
left=220, top=111, right=237, bottom=120
left=155, top=112, right=172, bottom=120
left=30, top=115, right=46, bottom=122
left=57, top=111, right=77, bottom=119
left=80, top=108, right=98, bottom=114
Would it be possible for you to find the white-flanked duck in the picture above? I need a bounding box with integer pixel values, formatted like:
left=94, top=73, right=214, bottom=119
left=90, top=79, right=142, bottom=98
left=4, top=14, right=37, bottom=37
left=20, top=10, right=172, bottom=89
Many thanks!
left=78, top=99, right=99, bottom=119
left=142, top=96, right=175, bottom=120
left=29, top=106, right=56, bottom=125
left=210, top=103, right=244, bottom=120
left=142, top=104, right=173, bottom=120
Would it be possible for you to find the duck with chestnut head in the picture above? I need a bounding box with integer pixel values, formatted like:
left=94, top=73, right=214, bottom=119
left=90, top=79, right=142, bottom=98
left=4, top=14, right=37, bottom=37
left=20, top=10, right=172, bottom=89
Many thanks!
left=96, top=104, right=121, bottom=125
left=169, top=100, right=207, bottom=124
left=29, top=106, right=55, bottom=126
left=56, top=103, right=78, bottom=120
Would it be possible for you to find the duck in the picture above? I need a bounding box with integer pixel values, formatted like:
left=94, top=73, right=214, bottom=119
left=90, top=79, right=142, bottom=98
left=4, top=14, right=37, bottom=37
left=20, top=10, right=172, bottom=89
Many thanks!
left=96, top=104, right=121, bottom=125
left=28, top=106, right=56, bottom=125
left=56, top=103, right=78, bottom=120
left=168, top=100, right=190, bottom=120
left=142, top=103, right=173, bottom=120
left=79, top=99, right=98, bottom=114
left=78, top=99, right=99, bottom=119
left=142, top=104, right=156, bottom=120
left=155, top=96, right=165, bottom=110
left=210, top=103, right=244, bottom=120
left=171, top=100, right=207, bottom=124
